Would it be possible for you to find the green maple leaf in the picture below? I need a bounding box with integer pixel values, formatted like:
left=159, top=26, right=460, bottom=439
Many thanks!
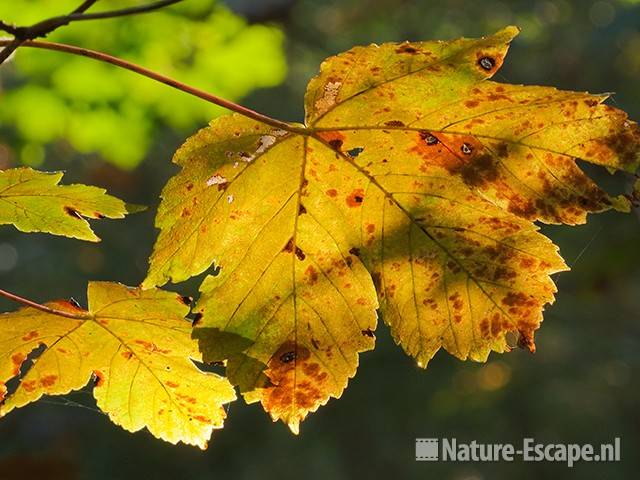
left=0, top=167, right=139, bottom=241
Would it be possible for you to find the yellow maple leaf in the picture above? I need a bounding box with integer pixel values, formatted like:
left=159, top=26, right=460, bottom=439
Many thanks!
left=0, top=282, right=235, bottom=448
left=143, top=27, right=640, bottom=432
left=0, top=167, right=139, bottom=241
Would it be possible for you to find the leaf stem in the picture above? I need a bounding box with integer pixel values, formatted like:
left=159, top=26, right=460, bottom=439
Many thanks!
left=0, top=288, right=92, bottom=320
left=0, top=39, right=307, bottom=134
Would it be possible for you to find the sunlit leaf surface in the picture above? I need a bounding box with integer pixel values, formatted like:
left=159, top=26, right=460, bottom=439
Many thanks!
left=144, top=27, right=640, bottom=432
left=0, top=167, right=134, bottom=241
left=0, top=282, right=236, bottom=448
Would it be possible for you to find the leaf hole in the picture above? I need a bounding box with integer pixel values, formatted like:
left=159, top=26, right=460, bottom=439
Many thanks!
left=478, top=56, right=495, bottom=71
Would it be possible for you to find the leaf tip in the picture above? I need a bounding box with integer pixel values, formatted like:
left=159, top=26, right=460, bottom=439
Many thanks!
left=501, top=25, right=521, bottom=39
left=287, top=421, right=300, bottom=435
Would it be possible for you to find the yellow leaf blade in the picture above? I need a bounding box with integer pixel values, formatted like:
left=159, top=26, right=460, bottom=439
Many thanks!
left=0, top=282, right=236, bottom=449
left=145, top=27, right=640, bottom=427
left=0, top=167, right=135, bottom=241
left=146, top=116, right=378, bottom=432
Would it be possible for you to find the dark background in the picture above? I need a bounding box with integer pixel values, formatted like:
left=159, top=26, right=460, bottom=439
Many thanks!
left=1, top=1, right=639, bottom=479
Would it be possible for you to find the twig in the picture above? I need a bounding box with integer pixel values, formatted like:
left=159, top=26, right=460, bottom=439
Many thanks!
left=72, top=0, right=100, bottom=15
left=0, top=288, right=92, bottom=320
left=59, top=0, right=184, bottom=22
left=0, top=0, right=98, bottom=64
left=0, top=0, right=183, bottom=65
left=0, top=39, right=307, bottom=134
left=0, top=20, right=20, bottom=36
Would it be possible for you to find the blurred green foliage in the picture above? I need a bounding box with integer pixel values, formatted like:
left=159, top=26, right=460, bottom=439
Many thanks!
left=0, top=0, right=286, bottom=169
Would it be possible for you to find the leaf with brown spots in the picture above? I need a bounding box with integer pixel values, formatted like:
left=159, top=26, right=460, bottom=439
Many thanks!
left=143, top=115, right=378, bottom=433
left=144, top=27, right=640, bottom=429
left=0, top=168, right=140, bottom=241
left=0, top=282, right=235, bottom=449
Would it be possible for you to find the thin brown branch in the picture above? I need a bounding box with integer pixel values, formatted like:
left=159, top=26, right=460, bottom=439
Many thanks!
left=0, top=20, right=20, bottom=36
left=0, top=0, right=98, bottom=64
left=0, top=39, right=307, bottom=134
left=65, top=0, right=184, bottom=22
left=0, top=288, right=92, bottom=320
left=72, top=0, right=100, bottom=14
left=0, top=0, right=182, bottom=65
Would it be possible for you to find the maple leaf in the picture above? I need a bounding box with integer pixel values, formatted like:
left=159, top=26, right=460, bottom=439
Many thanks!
left=144, top=27, right=640, bottom=432
left=0, top=167, right=139, bottom=241
left=0, top=282, right=235, bottom=449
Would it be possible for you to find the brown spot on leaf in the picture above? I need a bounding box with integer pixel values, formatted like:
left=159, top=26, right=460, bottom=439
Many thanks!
left=134, top=340, right=171, bottom=355
left=601, top=123, right=640, bottom=167
left=419, top=130, right=439, bottom=145
left=326, top=188, right=338, bottom=198
left=346, top=188, right=365, bottom=207
left=305, top=265, right=318, bottom=284
left=317, top=131, right=346, bottom=152
left=63, top=206, right=82, bottom=219
left=41, top=374, right=58, bottom=388
left=295, top=246, right=306, bottom=261
left=495, top=142, right=509, bottom=157
left=11, top=353, right=25, bottom=375
left=178, top=295, right=193, bottom=306
left=349, top=247, right=361, bottom=257
left=517, top=329, right=536, bottom=353
left=447, top=153, right=500, bottom=187
left=361, top=328, right=375, bottom=338
left=22, top=380, right=36, bottom=392
left=90, top=370, right=106, bottom=387
left=507, top=197, right=537, bottom=219
left=280, top=351, right=296, bottom=363
left=262, top=341, right=328, bottom=416
left=396, top=44, right=418, bottom=54
left=22, top=331, right=39, bottom=341
left=502, top=291, right=536, bottom=307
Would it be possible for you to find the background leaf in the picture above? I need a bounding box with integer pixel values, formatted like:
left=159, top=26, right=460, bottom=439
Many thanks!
left=0, top=0, right=287, bottom=169
left=0, top=167, right=134, bottom=241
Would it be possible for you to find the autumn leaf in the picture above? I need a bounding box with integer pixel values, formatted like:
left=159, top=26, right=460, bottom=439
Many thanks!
left=0, top=167, right=139, bottom=241
left=0, top=282, right=235, bottom=449
left=144, top=26, right=640, bottom=432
